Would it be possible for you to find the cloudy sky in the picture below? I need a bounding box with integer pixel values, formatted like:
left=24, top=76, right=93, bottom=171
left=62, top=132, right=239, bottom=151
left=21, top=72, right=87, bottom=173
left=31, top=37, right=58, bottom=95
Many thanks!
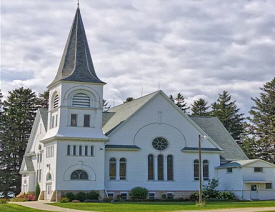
left=1, top=0, right=275, bottom=115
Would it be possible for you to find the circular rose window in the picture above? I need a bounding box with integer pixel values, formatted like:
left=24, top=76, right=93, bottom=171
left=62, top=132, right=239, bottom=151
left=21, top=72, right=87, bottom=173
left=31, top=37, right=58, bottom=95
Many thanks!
left=152, top=137, right=168, bottom=150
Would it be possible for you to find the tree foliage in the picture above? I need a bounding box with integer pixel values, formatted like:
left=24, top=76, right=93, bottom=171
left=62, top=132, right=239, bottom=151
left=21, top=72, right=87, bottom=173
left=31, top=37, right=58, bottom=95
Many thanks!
left=245, top=78, right=275, bottom=163
left=124, top=97, right=134, bottom=103
left=0, top=87, right=39, bottom=195
left=170, top=93, right=189, bottom=113
left=210, top=91, right=244, bottom=140
left=191, top=98, right=210, bottom=116
left=37, top=90, right=49, bottom=109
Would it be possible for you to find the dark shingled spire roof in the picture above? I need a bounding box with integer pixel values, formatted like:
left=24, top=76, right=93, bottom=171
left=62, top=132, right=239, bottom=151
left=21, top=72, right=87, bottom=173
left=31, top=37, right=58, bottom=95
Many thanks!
left=48, top=8, right=105, bottom=87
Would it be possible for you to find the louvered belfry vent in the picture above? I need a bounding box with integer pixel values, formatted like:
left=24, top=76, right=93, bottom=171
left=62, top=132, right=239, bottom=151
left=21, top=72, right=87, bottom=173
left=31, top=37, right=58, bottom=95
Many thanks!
left=54, top=95, right=59, bottom=108
left=72, top=93, right=90, bottom=107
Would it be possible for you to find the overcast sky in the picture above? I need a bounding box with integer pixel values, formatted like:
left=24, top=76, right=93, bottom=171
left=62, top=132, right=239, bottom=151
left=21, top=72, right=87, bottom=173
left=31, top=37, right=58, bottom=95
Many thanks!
left=1, top=0, right=275, bottom=115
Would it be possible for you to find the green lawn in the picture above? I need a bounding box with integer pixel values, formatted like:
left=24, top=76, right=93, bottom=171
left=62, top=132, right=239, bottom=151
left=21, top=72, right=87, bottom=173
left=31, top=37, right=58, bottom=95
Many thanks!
left=0, top=203, right=52, bottom=212
left=51, top=201, right=275, bottom=212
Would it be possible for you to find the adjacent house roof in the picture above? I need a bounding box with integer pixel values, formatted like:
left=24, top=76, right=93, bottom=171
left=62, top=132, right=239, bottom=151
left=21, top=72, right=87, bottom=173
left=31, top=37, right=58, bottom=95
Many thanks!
left=48, top=8, right=104, bottom=88
left=216, top=159, right=275, bottom=169
left=190, top=116, right=248, bottom=161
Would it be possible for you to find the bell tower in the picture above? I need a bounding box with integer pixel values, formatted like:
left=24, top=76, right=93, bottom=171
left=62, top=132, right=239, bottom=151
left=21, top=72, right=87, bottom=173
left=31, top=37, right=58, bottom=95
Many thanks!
left=41, top=6, right=108, bottom=200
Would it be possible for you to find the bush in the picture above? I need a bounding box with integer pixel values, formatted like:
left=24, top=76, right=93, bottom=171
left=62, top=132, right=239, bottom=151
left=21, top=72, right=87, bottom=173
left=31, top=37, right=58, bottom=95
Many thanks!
left=58, top=197, right=69, bottom=203
left=75, top=192, right=87, bottom=202
left=86, top=191, right=100, bottom=200
left=102, top=197, right=112, bottom=202
left=65, top=192, right=75, bottom=202
left=129, top=187, right=148, bottom=200
left=35, top=182, right=40, bottom=201
left=0, top=198, right=8, bottom=204
left=161, top=194, right=167, bottom=199
left=203, top=179, right=219, bottom=199
left=218, top=191, right=235, bottom=200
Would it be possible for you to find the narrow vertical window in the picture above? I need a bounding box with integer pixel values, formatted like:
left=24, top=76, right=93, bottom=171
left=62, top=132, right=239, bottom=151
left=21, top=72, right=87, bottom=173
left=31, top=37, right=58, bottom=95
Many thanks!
left=79, top=146, right=82, bottom=156
left=158, top=154, right=164, bottom=180
left=84, top=115, right=90, bottom=127
left=51, top=116, right=55, bottom=128
left=194, top=159, right=199, bottom=180
left=73, top=145, right=76, bottom=156
left=85, top=145, right=88, bottom=156
left=67, top=145, right=71, bottom=155
left=120, top=158, right=126, bottom=180
left=203, top=160, right=209, bottom=180
left=53, top=94, right=59, bottom=108
left=167, top=155, right=173, bottom=181
left=71, top=114, right=77, bottom=126
left=55, top=114, right=58, bottom=127
left=40, top=153, right=42, bottom=163
left=148, top=154, right=154, bottom=180
left=90, top=146, right=94, bottom=156
left=109, top=158, right=116, bottom=180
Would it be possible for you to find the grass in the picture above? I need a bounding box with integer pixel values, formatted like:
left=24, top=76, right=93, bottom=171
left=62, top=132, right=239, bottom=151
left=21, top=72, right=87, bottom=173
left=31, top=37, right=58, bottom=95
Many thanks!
left=0, top=203, right=52, bottom=212
left=51, top=200, right=275, bottom=212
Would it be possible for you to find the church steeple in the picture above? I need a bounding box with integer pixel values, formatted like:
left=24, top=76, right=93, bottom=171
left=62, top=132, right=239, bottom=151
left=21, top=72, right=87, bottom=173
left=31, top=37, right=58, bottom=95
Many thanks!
left=48, top=7, right=105, bottom=88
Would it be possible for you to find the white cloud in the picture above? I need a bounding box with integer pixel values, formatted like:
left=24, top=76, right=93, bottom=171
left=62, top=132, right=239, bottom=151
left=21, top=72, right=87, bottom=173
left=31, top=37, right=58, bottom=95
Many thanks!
left=1, top=0, right=275, bottom=115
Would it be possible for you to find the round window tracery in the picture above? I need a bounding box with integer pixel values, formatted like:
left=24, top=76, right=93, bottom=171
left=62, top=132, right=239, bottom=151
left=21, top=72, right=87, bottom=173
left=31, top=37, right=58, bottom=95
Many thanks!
left=152, top=137, right=168, bottom=150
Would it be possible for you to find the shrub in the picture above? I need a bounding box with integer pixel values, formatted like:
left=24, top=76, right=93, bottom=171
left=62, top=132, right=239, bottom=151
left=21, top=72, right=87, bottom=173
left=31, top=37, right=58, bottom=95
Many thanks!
left=102, top=197, right=112, bottom=202
left=58, top=197, right=69, bottom=203
left=35, top=182, right=40, bottom=201
left=218, top=191, right=235, bottom=200
left=129, top=187, right=148, bottom=200
left=86, top=191, right=100, bottom=200
left=75, top=192, right=87, bottom=202
left=161, top=194, right=167, bottom=199
left=203, top=179, right=219, bottom=199
left=65, top=192, right=75, bottom=202
left=0, top=198, right=8, bottom=204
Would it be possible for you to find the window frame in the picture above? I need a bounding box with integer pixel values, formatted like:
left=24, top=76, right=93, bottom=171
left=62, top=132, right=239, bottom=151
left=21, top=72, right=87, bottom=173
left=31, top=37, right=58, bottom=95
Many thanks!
left=203, top=160, right=209, bottom=181
left=84, top=114, right=90, bottom=127
left=120, top=192, right=128, bottom=200
left=109, top=158, right=116, bottom=180
left=167, top=155, right=173, bottom=181
left=227, top=168, right=233, bottom=173
left=71, top=170, right=89, bottom=180
left=157, top=154, right=164, bottom=180
left=266, top=183, right=272, bottom=189
left=71, top=114, right=77, bottom=127
left=194, top=159, right=199, bottom=181
left=254, top=167, right=263, bottom=172
left=148, top=192, right=156, bottom=200
left=148, top=154, right=154, bottom=180
left=119, top=158, right=126, bottom=180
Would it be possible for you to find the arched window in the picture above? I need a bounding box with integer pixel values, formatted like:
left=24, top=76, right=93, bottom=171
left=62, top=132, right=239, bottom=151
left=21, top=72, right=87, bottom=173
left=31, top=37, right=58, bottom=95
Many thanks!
left=109, top=158, right=116, bottom=180
left=167, top=155, right=173, bottom=181
left=67, top=145, right=70, bottom=155
left=72, top=93, right=90, bottom=108
left=71, top=170, right=88, bottom=180
left=194, top=159, right=199, bottom=180
left=203, top=160, right=209, bottom=180
left=120, top=158, right=126, bottom=180
left=158, top=154, right=164, bottom=180
left=148, top=154, right=154, bottom=180
left=46, top=172, right=52, bottom=181
left=53, top=94, right=59, bottom=108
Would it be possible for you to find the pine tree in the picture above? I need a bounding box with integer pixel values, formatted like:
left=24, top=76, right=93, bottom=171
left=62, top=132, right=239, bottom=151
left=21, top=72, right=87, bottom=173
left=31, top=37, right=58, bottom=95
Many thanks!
left=124, top=97, right=134, bottom=103
left=171, top=93, right=189, bottom=113
left=246, top=78, right=275, bottom=163
left=191, top=98, right=210, bottom=116
left=37, top=90, right=49, bottom=109
left=0, top=87, right=39, bottom=195
left=210, top=91, right=244, bottom=140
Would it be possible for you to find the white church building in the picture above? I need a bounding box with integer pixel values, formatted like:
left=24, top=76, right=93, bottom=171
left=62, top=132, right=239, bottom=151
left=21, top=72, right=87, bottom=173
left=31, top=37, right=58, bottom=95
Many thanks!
left=20, top=7, right=275, bottom=201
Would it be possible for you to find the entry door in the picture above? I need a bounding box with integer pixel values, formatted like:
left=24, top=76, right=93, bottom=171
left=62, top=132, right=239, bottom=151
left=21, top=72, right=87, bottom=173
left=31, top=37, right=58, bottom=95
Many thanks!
left=251, top=184, right=258, bottom=200
left=46, top=184, right=52, bottom=200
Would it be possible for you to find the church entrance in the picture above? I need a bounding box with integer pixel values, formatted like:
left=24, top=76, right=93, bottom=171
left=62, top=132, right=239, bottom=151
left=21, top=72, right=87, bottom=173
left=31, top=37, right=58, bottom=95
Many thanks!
left=46, top=184, right=52, bottom=200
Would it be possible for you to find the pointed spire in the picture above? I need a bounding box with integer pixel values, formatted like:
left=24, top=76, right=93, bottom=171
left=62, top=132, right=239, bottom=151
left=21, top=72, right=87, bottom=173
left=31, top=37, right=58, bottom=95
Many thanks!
left=48, top=7, right=105, bottom=88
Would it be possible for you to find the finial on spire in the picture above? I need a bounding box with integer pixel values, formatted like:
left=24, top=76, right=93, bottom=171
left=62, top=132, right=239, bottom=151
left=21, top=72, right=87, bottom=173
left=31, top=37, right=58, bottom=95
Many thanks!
left=77, top=0, right=79, bottom=8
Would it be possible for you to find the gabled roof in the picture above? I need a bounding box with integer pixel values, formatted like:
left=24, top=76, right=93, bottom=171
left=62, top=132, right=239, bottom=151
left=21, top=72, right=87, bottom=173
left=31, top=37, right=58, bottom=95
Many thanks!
left=102, top=91, right=159, bottom=134
left=216, top=159, right=275, bottom=169
left=20, top=156, right=35, bottom=174
left=48, top=8, right=104, bottom=88
left=190, top=116, right=248, bottom=161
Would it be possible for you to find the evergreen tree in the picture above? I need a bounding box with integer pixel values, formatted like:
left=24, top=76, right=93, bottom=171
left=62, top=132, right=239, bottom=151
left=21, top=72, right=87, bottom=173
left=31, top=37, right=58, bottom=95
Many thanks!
left=124, top=97, right=134, bottom=103
left=191, top=98, right=210, bottom=116
left=171, top=93, right=189, bottom=113
left=0, top=87, right=39, bottom=195
left=210, top=91, right=244, bottom=140
left=246, top=78, right=275, bottom=163
left=37, top=90, right=49, bottom=109
left=169, top=95, right=174, bottom=102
